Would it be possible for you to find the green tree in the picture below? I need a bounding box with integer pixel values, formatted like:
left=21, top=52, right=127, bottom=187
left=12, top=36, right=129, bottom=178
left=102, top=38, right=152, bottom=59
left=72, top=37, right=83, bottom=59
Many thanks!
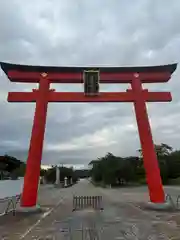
left=90, top=152, right=137, bottom=186
left=138, top=143, right=173, bottom=158
left=11, top=163, right=26, bottom=178
left=166, top=150, right=180, bottom=179
left=44, top=166, right=77, bottom=184
left=138, top=143, right=173, bottom=184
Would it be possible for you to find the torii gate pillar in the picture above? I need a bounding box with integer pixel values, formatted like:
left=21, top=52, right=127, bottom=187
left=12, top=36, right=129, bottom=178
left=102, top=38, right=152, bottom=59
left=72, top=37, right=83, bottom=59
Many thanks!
left=21, top=74, right=50, bottom=208
left=132, top=74, right=164, bottom=202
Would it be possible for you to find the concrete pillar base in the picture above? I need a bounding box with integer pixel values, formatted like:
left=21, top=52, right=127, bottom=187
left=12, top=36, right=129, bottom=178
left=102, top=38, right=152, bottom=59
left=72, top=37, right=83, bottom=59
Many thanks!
left=145, top=201, right=175, bottom=211
left=16, top=204, right=42, bottom=213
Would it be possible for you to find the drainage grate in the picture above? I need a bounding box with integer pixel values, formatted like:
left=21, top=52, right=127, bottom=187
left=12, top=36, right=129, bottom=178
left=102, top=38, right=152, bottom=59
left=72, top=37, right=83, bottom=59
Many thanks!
left=72, top=196, right=103, bottom=211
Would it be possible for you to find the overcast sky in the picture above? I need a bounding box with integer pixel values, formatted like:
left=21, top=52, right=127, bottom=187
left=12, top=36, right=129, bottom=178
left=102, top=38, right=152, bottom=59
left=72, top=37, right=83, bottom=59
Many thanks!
left=0, top=0, right=180, bottom=168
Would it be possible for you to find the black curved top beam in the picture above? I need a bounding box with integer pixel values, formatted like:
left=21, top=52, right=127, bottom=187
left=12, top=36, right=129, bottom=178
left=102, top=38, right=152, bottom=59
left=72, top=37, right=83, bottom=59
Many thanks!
left=0, top=61, right=177, bottom=74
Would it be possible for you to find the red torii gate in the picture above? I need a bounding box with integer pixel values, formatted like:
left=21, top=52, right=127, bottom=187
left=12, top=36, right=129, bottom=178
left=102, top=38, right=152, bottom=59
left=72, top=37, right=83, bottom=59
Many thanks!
left=0, top=62, right=177, bottom=210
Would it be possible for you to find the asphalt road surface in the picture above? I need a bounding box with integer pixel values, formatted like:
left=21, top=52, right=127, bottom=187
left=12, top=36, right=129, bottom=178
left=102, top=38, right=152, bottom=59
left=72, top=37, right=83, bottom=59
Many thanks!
left=1, top=179, right=180, bottom=239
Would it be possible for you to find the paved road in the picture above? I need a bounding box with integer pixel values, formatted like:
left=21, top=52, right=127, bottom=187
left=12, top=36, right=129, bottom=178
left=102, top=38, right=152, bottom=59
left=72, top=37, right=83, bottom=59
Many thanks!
left=22, top=180, right=180, bottom=239
left=100, top=185, right=180, bottom=203
left=1, top=180, right=180, bottom=239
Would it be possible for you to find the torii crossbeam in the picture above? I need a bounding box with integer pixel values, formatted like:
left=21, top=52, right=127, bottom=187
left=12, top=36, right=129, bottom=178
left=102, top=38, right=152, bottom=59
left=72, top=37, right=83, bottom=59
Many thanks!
left=0, top=62, right=177, bottom=210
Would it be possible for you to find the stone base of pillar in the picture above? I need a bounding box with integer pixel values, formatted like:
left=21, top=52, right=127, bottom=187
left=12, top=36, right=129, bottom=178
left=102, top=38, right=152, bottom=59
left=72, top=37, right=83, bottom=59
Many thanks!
left=145, top=201, right=175, bottom=211
left=16, top=204, right=42, bottom=213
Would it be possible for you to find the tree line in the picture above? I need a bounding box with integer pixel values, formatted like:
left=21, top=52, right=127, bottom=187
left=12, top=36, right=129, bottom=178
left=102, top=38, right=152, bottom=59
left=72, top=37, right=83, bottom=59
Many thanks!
left=0, top=154, right=89, bottom=182
left=2, top=142, right=180, bottom=186
left=89, top=143, right=180, bottom=186
left=43, top=167, right=90, bottom=183
left=43, top=166, right=77, bottom=183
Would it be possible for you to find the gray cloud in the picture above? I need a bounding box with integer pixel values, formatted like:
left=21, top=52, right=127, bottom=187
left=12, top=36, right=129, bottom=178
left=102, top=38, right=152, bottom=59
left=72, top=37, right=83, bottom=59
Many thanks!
left=0, top=0, right=180, bottom=167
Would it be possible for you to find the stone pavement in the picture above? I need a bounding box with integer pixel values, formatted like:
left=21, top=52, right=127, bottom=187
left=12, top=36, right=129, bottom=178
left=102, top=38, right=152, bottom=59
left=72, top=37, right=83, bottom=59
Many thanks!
left=0, top=185, right=72, bottom=239
left=1, top=180, right=180, bottom=239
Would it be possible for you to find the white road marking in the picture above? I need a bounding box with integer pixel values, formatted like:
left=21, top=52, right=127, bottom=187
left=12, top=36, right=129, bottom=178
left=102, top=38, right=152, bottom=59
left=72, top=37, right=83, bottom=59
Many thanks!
left=19, top=198, right=64, bottom=239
